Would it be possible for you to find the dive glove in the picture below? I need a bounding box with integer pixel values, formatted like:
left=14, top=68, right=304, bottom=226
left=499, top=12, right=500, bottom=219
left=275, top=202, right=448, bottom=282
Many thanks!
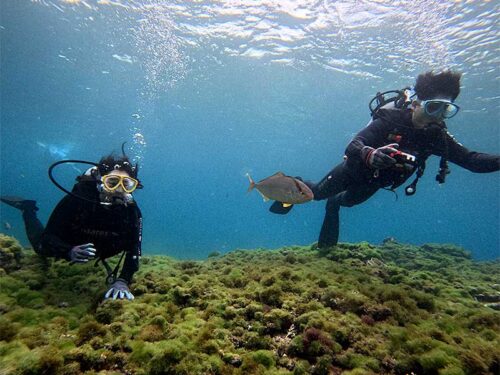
left=104, top=278, right=134, bottom=300
left=69, top=243, right=96, bottom=263
left=363, top=143, right=399, bottom=169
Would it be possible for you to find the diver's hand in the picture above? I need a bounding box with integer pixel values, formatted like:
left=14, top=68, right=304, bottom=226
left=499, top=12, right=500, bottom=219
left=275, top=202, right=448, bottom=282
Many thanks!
left=69, top=243, right=96, bottom=263
left=363, top=143, right=399, bottom=169
left=104, top=278, right=134, bottom=300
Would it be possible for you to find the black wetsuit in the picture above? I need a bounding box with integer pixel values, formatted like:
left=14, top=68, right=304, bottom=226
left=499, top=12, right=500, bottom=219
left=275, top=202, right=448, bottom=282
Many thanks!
left=22, top=179, right=142, bottom=283
left=312, top=108, right=500, bottom=248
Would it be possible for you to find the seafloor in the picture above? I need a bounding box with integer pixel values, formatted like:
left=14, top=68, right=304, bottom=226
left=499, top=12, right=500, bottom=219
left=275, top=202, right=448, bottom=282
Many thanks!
left=0, top=233, right=499, bottom=375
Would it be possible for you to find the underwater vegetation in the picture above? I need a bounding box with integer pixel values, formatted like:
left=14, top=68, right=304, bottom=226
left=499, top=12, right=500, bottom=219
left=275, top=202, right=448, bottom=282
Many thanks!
left=0, top=233, right=499, bottom=374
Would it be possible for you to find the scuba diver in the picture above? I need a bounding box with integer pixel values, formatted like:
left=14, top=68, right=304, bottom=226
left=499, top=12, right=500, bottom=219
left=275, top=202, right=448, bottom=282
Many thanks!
left=0, top=144, right=143, bottom=300
left=270, top=70, right=500, bottom=248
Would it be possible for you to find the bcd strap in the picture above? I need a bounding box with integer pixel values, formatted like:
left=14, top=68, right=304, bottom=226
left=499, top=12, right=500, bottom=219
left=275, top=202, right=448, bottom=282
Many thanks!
left=403, top=157, right=427, bottom=196
left=95, top=251, right=126, bottom=285
left=436, top=157, right=450, bottom=184
left=436, top=129, right=450, bottom=184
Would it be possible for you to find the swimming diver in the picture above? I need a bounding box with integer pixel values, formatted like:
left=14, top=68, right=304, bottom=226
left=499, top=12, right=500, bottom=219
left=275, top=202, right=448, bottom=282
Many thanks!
left=1, top=147, right=143, bottom=300
left=270, top=70, right=500, bottom=248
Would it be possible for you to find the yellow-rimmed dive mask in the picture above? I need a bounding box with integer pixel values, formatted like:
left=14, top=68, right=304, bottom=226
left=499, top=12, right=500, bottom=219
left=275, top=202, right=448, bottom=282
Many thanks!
left=101, top=174, right=139, bottom=193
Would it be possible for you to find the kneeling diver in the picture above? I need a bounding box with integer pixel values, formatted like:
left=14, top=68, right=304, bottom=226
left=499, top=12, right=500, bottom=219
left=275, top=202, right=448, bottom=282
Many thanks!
left=1, top=144, right=143, bottom=300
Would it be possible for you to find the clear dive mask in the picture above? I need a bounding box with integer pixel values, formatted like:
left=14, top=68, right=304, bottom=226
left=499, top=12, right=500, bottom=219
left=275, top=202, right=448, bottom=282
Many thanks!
left=421, top=99, right=460, bottom=119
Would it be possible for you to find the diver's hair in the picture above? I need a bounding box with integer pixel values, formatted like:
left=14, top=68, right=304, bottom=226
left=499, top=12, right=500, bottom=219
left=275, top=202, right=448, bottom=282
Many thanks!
left=97, top=154, right=139, bottom=178
left=414, top=70, right=462, bottom=101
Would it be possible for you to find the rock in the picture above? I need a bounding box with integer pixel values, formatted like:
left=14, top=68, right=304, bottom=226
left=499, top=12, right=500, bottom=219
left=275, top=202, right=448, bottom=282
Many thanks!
left=484, top=303, right=500, bottom=311
left=0, top=234, right=23, bottom=273
left=222, top=352, right=242, bottom=367
left=475, top=293, right=500, bottom=303
left=382, top=237, right=397, bottom=244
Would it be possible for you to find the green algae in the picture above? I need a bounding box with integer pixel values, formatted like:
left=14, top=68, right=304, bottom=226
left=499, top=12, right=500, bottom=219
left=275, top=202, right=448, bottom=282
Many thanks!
left=0, top=234, right=499, bottom=374
left=0, top=234, right=23, bottom=273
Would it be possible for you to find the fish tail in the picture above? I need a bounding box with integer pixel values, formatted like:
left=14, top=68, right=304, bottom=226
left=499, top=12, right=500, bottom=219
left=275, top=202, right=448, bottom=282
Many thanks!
left=246, top=173, right=255, bottom=192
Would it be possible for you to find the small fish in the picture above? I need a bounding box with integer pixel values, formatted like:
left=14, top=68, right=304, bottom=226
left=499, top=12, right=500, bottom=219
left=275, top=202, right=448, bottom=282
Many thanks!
left=246, top=172, right=314, bottom=205
left=3, top=221, right=12, bottom=230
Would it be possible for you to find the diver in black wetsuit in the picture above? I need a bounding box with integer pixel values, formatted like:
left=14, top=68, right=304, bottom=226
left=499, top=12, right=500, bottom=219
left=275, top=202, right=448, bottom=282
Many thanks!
left=271, top=70, right=500, bottom=248
left=1, top=151, right=143, bottom=301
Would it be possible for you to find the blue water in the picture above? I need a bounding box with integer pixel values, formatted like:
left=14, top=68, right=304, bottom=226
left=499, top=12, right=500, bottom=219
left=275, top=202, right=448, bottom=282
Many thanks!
left=1, top=0, right=499, bottom=260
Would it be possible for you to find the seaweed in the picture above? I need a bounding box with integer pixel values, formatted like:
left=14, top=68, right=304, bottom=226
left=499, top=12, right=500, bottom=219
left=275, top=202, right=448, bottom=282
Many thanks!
left=0, top=233, right=498, bottom=374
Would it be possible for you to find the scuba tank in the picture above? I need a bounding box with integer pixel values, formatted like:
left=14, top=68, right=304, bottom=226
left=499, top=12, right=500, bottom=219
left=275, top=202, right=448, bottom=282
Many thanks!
left=369, top=87, right=416, bottom=118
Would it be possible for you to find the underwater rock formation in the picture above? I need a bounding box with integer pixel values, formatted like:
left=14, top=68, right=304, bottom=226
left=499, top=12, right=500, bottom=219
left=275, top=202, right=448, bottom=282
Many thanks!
left=0, top=234, right=499, bottom=374
left=0, top=233, right=23, bottom=274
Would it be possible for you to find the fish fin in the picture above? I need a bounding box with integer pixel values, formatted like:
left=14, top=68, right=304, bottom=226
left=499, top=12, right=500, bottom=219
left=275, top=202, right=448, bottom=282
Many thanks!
left=269, top=201, right=294, bottom=215
left=270, top=171, right=286, bottom=178
left=282, top=203, right=292, bottom=207
left=246, top=173, right=256, bottom=193
left=258, top=191, right=270, bottom=202
left=264, top=171, right=287, bottom=181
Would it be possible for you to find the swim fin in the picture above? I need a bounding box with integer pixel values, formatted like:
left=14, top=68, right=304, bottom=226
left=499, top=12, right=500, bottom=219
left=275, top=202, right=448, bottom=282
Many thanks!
left=269, top=201, right=294, bottom=215
left=0, top=196, right=38, bottom=212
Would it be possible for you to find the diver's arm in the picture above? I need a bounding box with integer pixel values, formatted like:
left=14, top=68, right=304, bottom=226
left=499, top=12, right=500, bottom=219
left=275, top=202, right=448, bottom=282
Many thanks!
left=439, top=132, right=500, bottom=173
left=118, top=252, right=139, bottom=284
left=40, top=195, right=79, bottom=260
left=118, top=206, right=142, bottom=284
left=345, top=119, right=390, bottom=163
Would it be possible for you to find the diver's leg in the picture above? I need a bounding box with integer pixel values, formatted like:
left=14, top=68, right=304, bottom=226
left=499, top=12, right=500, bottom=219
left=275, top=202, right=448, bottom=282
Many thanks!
left=269, top=163, right=350, bottom=215
left=318, top=197, right=341, bottom=248
left=268, top=175, right=317, bottom=215
left=315, top=164, right=352, bottom=248
left=317, top=183, right=379, bottom=248
left=269, top=162, right=345, bottom=215
left=335, top=184, right=379, bottom=208
left=1, top=196, right=44, bottom=253
left=21, top=209, right=45, bottom=253
left=310, top=162, right=348, bottom=201
left=1, top=196, right=38, bottom=212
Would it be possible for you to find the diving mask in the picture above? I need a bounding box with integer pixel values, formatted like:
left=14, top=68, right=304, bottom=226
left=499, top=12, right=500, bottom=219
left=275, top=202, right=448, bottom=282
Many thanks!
left=421, top=99, right=460, bottom=119
left=102, top=174, right=139, bottom=193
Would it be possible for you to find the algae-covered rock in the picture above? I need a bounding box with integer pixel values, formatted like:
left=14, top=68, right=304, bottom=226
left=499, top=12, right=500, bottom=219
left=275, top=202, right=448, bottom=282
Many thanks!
left=0, top=235, right=498, bottom=374
left=0, top=233, right=23, bottom=273
left=0, top=317, right=19, bottom=341
left=95, top=299, right=124, bottom=324
left=76, top=320, right=107, bottom=345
